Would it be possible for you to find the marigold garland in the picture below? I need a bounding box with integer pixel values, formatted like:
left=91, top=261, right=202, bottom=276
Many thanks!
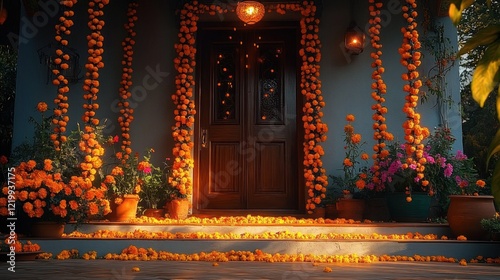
left=50, top=0, right=78, bottom=151
left=36, top=246, right=500, bottom=266
left=368, top=0, right=393, bottom=191
left=173, top=1, right=327, bottom=210
left=398, top=0, right=429, bottom=199
left=79, top=0, right=109, bottom=182
left=117, top=0, right=138, bottom=162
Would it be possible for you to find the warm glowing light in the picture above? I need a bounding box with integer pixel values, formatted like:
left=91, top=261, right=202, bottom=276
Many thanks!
left=236, top=1, right=265, bottom=25
left=0, top=0, right=7, bottom=26
left=344, top=22, right=365, bottom=55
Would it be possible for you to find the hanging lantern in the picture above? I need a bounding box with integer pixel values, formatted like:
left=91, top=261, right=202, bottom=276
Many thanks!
left=236, top=1, right=265, bottom=25
left=0, top=0, right=7, bottom=25
left=344, top=22, right=366, bottom=55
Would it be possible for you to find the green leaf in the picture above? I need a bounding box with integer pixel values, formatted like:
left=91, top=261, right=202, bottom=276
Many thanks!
left=486, top=129, right=500, bottom=168
left=471, top=41, right=500, bottom=107
left=490, top=159, right=500, bottom=209
left=457, top=25, right=500, bottom=56
left=449, top=0, right=476, bottom=26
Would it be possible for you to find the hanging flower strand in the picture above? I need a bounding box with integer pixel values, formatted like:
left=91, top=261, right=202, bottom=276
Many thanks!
left=171, top=2, right=199, bottom=198
left=50, top=0, right=78, bottom=151
left=398, top=0, right=430, bottom=200
left=117, top=0, right=138, bottom=162
left=368, top=0, right=393, bottom=191
left=297, top=3, right=329, bottom=213
left=79, top=0, right=109, bottom=181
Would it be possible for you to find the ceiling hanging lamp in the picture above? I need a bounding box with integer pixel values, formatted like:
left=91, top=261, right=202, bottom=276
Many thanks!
left=236, top=1, right=265, bottom=25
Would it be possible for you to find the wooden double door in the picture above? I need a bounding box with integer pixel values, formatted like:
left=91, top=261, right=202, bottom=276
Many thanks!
left=195, top=24, right=301, bottom=212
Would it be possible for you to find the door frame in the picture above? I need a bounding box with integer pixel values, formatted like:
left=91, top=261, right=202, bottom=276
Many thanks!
left=192, top=21, right=305, bottom=216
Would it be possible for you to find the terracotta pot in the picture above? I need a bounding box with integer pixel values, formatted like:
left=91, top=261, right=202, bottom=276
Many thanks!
left=364, top=197, right=391, bottom=222
left=387, top=192, right=431, bottom=222
left=165, top=199, right=189, bottom=219
left=309, top=207, right=325, bottom=219
left=108, top=194, right=140, bottom=222
left=336, top=199, right=365, bottom=221
left=447, top=195, right=496, bottom=240
left=324, top=204, right=338, bottom=219
left=30, top=221, right=65, bottom=238
left=143, top=208, right=165, bottom=219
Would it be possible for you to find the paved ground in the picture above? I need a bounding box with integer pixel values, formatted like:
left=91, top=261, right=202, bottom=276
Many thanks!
left=1, top=259, right=500, bottom=279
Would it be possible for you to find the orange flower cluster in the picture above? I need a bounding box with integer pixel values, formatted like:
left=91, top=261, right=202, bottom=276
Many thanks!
left=295, top=2, right=328, bottom=213
left=117, top=0, right=138, bottom=161
left=50, top=0, right=77, bottom=150
left=368, top=0, right=393, bottom=191
left=65, top=228, right=443, bottom=241
left=35, top=246, right=500, bottom=266
left=1, top=235, right=41, bottom=253
left=79, top=0, right=109, bottom=182
left=102, top=246, right=381, bottom=263
left=130, top=214, right=371, bottom=225
left=398, top=0, right=429, bottom=194
left=57, top=249, right=79, bottom=260
left=170, top=2, right=208, bottom=198
left=0, top=159, right=111, bottom=221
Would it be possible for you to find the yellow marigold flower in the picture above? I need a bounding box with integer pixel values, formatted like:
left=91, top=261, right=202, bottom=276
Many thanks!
left=132, top=267, right=140, bottom=272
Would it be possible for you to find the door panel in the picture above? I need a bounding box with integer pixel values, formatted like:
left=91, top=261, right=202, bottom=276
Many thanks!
left=197, top=26, right=298, bottom=210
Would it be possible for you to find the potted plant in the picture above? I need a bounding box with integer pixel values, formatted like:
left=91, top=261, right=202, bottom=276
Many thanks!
left=447, top=178, right=494, bottom=240
left=138, top=149, right=166, bottom=219
left=375, top=127, right=484, bottom=223
left=481, top=213, right=500, bottom=241
left=329, top=114, right=370, bottom=220
left=164, top=157, right=190, bottom=220
left=0, top=102, right=111, bottom=236
left=104, top=150, right=143, bottom=222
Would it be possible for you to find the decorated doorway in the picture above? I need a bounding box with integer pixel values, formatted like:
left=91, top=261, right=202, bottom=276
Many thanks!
left=195, top=24, right=300, bottom=212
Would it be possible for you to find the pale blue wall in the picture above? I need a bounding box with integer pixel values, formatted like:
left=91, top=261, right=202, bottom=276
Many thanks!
left=12, top=0, right=461, bottom=178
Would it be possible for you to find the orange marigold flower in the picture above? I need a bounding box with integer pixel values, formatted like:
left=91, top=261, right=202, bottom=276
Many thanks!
left=476, top=180, right=486, bottom=188
left=355, top=179, right=366, bottom=190
left=346, top=114, right=355, bottom=122
left=351, top=134, right=362, bottom=144
left=43, top=159, right=53, bottom=171
left=343, top=158, right=353, bottom=167
left=361, top=153, right=369, bottom=160
left=111, top=166, right=124, bottom=176
left=88, top=202, right=99, bottom=215
left=27, top=160, right=37, bottom=169
left=37, top=102, right=48, bottom=112
left=18, top=190, right=29, bottom=201
left=69, top=200, right=79, bottom=210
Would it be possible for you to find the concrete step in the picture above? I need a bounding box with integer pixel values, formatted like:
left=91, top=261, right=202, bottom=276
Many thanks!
left=21, top=222, right=500, bottom=260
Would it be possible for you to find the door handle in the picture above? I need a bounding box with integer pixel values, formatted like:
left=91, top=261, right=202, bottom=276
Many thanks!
left=201, top=129, right=207, bottom=148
